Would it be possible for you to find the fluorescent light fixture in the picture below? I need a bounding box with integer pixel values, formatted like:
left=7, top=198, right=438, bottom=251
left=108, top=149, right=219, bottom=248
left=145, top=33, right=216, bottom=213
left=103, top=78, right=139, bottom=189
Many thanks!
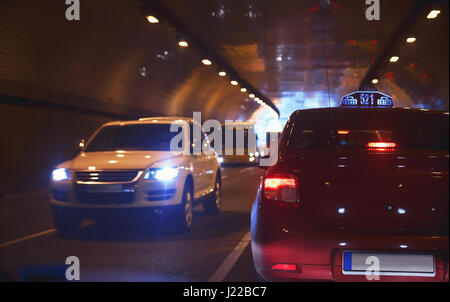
left=248, top=94, right=255, bottom=99
left=230, top=80, right=238, bottom=86
left=406, top=37, right=416, bottom=43
left=372, top=78, right=379, bottom=84
left=146, top=16, right=159, bottom=24
left=427, top=10, right=440, bottom=19
left=218, top=71, right=226, bottom=76
left=240, top=87, right=247, bottom=92
left=178, top=41, right=189, bottom=47
left=201, top=59, right=212, bottom=65
left=389, top=56, right=399, bottom=63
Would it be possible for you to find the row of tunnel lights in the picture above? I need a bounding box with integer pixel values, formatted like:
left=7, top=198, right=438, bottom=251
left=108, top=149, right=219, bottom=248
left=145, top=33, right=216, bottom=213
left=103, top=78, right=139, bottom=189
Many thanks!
left=370, top=9, right=442, bottom=85
left=146, top=15, right=278, bottom=117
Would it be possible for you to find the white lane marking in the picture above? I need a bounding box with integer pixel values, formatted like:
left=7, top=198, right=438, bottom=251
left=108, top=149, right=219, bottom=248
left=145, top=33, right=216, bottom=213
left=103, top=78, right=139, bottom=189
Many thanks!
left=0, top=229, right=56, bottom=248
left=239, top=167, right=253, bottom=174
left=0, top=221, right=94, bottom=249
left=1, top=190, right=48, bottom=201
left=208, top=231, right=251, bottom=282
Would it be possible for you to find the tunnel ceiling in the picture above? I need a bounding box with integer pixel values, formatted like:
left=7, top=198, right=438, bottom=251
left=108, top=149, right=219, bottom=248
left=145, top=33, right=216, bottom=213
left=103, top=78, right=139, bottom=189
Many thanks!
left=0, top=0, right=448, bottom=125
left=160, top=0, right=449, bottom=116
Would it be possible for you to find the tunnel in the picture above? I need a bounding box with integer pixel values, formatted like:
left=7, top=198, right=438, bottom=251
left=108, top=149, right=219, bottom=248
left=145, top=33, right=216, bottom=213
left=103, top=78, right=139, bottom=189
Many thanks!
left=0, top=0, right=448, bottom=284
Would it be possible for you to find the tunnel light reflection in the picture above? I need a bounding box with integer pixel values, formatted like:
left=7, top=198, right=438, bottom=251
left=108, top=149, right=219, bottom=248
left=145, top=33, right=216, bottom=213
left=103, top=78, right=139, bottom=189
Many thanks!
left=146, top=16, right=159, bottom=24
left=427, top=10, right=441, bottom=19
left=389, top=56, right=400, bottom=63
left=201, top=59, right=212, bottom=65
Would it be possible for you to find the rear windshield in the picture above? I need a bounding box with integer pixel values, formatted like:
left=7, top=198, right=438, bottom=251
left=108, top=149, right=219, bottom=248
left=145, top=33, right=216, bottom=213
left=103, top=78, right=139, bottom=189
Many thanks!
left=287, top=110, right=449, bottom=151
left=85, top=124, right=179, bottom=152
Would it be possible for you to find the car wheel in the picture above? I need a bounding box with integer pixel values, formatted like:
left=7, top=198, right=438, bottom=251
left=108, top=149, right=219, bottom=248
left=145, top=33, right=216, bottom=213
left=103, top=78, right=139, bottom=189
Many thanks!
left=176, top=183, right=193, bottom=233
left=53, top=208, right=81, bottom=237
left=203, top=175, right=222, bottom=215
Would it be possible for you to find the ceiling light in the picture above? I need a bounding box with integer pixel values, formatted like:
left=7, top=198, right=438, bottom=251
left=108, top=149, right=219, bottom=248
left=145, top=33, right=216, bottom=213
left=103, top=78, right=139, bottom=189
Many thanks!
left=201, top=59, right=212, bottom=65
left=406, top=37, right=416, bottom=43
left=178, top=41, right=189, bottom=47
left=249, top=94, right=255, bottom=99
left=146, top=16, right=159, bottom=24
left=427, top=10, right=441, bottom=19
left=372, top=78, right=379, bottom=84
left=218, top=71, right=227, bottom=76
left=389, top=56, right=399, bottom=63
left=230, top=80, right=238, bottom=86
left=240, top=88, right=247, bottom=92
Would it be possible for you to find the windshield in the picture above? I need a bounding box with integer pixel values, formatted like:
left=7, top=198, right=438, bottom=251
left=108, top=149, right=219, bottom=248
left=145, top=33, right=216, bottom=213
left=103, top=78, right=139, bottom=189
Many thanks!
left=85, top=124, right=179, bottom=152
left=288, top=110, right=449, bottom=151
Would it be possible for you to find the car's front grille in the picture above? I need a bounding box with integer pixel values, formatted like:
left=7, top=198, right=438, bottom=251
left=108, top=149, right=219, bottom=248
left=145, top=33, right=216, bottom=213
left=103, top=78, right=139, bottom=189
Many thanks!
left=145, top=189, right=176, bottom=201
left=76, top=170, right=141, bottom=183
left=75, top=183, right=137, bottom=205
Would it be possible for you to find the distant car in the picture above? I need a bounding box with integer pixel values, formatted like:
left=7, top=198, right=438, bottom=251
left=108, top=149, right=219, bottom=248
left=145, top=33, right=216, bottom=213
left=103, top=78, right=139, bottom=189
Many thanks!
left=216, top=122, right=258, bottom=166
left=50, top=117, right=222, bottom=235
left=251, top=107, right=449, bottom=281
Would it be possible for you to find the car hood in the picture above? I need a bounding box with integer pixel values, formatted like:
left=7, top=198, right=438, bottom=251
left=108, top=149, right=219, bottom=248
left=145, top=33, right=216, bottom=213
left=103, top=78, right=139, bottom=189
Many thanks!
left=60, top=151, right=182, bottom=170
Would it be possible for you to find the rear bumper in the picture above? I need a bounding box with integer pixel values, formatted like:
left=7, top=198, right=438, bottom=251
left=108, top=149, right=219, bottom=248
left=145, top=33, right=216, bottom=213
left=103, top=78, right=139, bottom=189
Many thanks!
left=251, top=198, right=449, bottom=282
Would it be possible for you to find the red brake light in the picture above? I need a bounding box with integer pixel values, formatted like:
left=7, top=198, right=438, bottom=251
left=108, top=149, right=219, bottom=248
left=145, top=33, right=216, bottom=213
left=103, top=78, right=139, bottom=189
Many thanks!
left=272, top=264, right=297, bottom=271
left=264, top=177, right=296, bottom=189
left=366, top=142, right=397, bottom=152
left=263, top=175, right=298, bottom=205
left=366, top=142, right=397, bottom=148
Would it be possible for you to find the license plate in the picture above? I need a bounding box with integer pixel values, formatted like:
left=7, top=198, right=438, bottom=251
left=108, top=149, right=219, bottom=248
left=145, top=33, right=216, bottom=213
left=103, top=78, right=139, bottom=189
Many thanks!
left=86, top=184, right=123, bottom=193
left=342, top=251, right=435, bottom=277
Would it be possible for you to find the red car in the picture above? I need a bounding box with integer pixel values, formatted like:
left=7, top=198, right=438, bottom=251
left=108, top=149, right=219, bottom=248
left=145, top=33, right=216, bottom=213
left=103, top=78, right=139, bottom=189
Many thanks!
left=251, top=106, right=449, bottom=281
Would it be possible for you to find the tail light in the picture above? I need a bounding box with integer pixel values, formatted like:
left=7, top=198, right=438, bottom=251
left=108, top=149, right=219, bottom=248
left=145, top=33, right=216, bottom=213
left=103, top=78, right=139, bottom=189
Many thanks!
left=272, top=264, right=297, bottom=271
left=263, top=175, right=299, bottom=207
left=366, top=141, right=397, bottom=152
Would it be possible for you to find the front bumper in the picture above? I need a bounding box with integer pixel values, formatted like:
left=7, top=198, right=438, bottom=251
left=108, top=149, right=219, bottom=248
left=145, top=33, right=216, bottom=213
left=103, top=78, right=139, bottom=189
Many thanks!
left=50, top=176, right=184, bottom=209
left=251, top=198, right=449, bottom=282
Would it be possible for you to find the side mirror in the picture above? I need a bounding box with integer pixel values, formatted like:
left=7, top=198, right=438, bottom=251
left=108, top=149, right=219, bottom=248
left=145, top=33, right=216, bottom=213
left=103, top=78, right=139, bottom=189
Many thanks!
left=78, top=139, right=86, bottom=150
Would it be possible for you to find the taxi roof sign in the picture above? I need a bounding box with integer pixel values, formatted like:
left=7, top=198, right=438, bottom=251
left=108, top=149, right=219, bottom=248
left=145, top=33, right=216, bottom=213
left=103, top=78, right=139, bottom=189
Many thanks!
left=341, top=91, right=394, bottom=108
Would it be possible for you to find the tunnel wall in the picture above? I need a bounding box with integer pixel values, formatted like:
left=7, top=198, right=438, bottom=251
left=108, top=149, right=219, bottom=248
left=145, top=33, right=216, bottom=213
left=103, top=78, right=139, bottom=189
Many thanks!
left=0, top=103, right=113, bottom=196
left=0, top=0, right=258, bottom=196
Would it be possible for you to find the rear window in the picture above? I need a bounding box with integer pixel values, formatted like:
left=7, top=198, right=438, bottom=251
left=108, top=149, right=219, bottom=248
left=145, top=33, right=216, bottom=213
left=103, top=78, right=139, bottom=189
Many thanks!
left=287, top=109, right=449, bottom=151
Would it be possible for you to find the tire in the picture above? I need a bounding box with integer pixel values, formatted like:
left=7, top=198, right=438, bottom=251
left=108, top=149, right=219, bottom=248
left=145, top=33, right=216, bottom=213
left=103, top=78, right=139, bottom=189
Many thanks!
left=203, top=174, right=222, bottom=215
left=53, top=208, right=81, bottom=237
left=175, top=182, right=193, bottom=233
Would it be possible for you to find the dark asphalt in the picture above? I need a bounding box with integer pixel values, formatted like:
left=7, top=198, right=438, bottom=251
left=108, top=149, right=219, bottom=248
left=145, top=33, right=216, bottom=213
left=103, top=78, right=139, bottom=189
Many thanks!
left=0, top=167, right=263, bottom=282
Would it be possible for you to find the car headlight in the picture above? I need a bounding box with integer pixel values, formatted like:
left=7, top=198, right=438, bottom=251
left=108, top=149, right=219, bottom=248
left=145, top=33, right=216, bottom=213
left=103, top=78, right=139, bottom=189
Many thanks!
left=52, top=168, right=71, bottom=181
left=145, top=167, right=179, bottom=181
left=217, top=157, right=224, bottom=163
